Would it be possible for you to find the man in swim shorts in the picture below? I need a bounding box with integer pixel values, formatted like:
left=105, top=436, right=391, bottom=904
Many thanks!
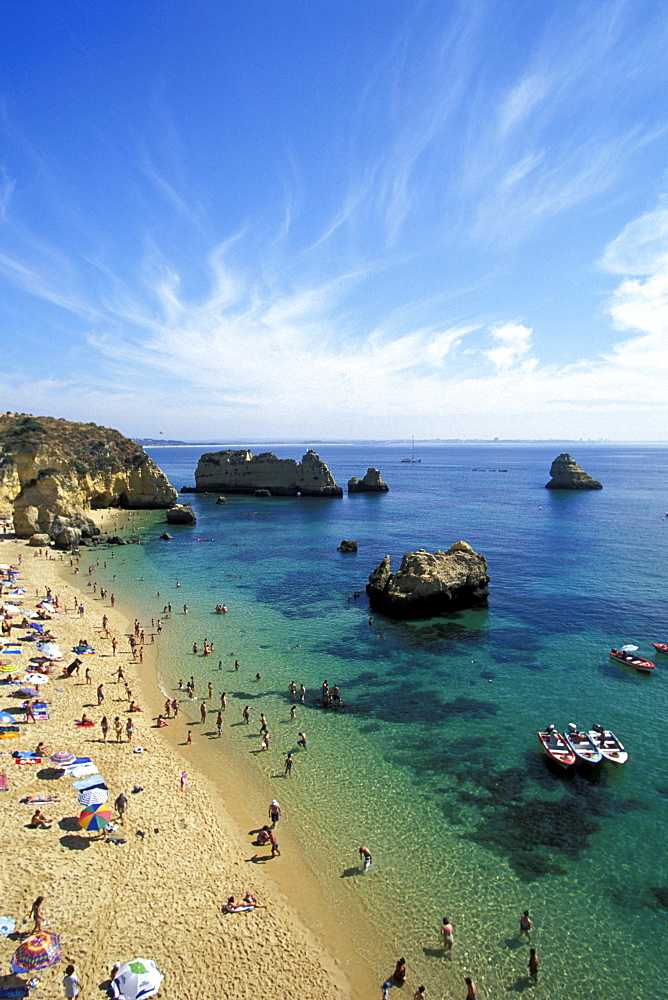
left=269, top=800, right=281, bottom=827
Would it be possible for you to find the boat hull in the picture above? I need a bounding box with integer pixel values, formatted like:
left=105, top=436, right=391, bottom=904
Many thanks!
left=652, top=643, right=668, bottom=656
left=610, top=650, right=655, bottom=673
left=587, top=730, right=628, bottom=765
left=563, top=731, right=603, bottom=765
left=538, top=731, right=576, bottom=769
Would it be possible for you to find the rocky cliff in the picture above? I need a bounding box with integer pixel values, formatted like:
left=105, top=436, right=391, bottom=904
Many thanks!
left=367, top=541, right=490, bottom=618
left=0, top=414, right=177, bottom=537
left=347, top=468, right=389, bottom=493
left=545, top=453, right=602, bottom=490
left=190, top=448, right=343, bottom=497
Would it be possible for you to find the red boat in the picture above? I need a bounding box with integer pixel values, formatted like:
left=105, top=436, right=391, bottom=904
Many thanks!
left=610, top=649, right=655, bottom=673
left=538, top=726, right=577, bottom=769
left=652, top=643, right=668, bottom=655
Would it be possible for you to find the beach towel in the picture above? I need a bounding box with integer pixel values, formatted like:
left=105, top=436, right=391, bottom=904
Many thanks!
left=64, top=762, right=99, bottom=778
left=14, top=756, right=43, bottom=764
left=12, top=751, right=41, bottom=758
left=72, top=775, right=107, bottom=791
left=75, top=720, right=95, bottom=727
left=0, top=774, right=7, bottom=791
left=32, top=708, right=50, bottom=721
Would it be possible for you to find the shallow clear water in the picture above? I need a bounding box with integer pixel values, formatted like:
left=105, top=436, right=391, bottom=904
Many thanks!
left=91, top=443, right=668, bottom=998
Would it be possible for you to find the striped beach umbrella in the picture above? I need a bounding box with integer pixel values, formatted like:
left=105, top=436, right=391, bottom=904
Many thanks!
left=51, top=750, right=76, bottom=766
left=78, top=786, right=109, bottom=808
left=78, top=805, right=113, bottom=831
left=11, top=932, right=61, bottom=973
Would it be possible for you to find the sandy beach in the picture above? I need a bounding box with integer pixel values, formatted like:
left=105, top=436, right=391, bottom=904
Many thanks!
left=0, top=521, right=377, bottom=1000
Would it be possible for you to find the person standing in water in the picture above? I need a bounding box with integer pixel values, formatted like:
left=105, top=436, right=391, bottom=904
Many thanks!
left=441, top=917, right=454, bottom=954
left=519, top=910, right=532, bottom=940
left=359, top=845, right=372, bottom=870
left=284, top=753, right=293, bottom=776
left=528, top=947, right=539, bottom=980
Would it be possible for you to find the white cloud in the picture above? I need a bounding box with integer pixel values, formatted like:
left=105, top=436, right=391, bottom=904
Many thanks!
left=485, top=323, right=534, bottom=370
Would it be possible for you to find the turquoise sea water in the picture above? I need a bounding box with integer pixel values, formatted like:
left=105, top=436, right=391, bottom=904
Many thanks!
left=93, top=443, right=667, bottom=999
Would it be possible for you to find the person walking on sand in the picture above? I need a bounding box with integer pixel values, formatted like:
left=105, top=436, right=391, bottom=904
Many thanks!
left=62, top=963, right=80, bottom=998
left=172, top=697, right=179, bottom=717
left=114, top=716, right=123, bottom=742
left=100, top=715, right=109, bottom=742
left=528, top=947, right=539, bottom=980
left=200, top=701, right=207, bottom=724
left=180, top=770, right=187, bottom=790
left=29, top=896, right=44, bottom=934
left=216, top=711, right=223, bottom=737
left=268, top=826, right=280, bottom=856
left=125, top=717, right=133, bottom=742
left=115, top=791, right=128, bottom=826
left=519, top=909, right=532, bottom=940
left=441, top=917, right=454, bottom=954
left=464, top=976, right=477, bottom=999
left=186, top=730, right=192, bottom=745
left=97, top=683, right=104, bottom=706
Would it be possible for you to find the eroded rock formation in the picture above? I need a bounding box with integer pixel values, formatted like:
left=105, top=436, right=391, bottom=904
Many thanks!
left=191, top=448, right=343, bottom=497
left=367, top=541, right=489, bottom=618
left=0, top=414, right=177, bottom=538
left=338, top=539, right=358, bottom=553
left=347, top=468, right=389, bottom=493
left=166, top=504, right=197, bottom=525
left=545, top=453, right=602, bottom=490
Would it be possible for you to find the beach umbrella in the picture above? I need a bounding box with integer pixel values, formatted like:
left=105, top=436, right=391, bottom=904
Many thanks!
left=51, top=750, right=76, bottom=766
left=0, top=917, right=16, bottom=936
left=78, top=786, right=109, bottom=808
left=2, top=603, right=21, bottom=613
left=620, top=644, right=639, bottom=652
left=0, top=564, right=11, bottom=571
left=78, top=805, right=113, bottom=831
left=9, top=588, right=26, bottom=595
left=110, top=959, right=163, bottom=1000
left=29, top=623, right=45, bottom=633
left=14, top=687, right=39, bottom=698
left=0, top=710, right=17, bottom=724
left=11, top=932, right=61, bottom=973
left=35, top=642, right=61, bottom=657
left=24, top=672, right=49, bottom=685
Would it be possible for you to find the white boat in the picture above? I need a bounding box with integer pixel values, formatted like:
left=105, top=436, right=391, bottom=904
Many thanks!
left=563, top=723, right=603, bottom=765
left=400, top=436, right=421, bottom=463
left=587, top=725, right=628, bottom=765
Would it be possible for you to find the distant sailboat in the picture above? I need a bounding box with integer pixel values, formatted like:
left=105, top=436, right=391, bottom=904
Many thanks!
left=401, top=436, right=421, bottom=463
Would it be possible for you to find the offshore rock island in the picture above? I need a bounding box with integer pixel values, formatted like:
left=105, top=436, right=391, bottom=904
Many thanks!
left=545, top=452, right=603, bottom=490
left=367, top=541, right=490, bottom=618
left=188, top=448, right=343, bottom=497
left=347, top=468, right=389, bottom=493
left=0, top=413, right=177, bottom=541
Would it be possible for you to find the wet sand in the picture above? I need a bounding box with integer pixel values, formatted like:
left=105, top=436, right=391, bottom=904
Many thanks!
left=0, top=522, right=380, bottom=999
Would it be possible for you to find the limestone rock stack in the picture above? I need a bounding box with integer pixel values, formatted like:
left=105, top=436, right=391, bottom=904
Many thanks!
left=545, top=453, right=602, bottom=490
left=347, top=468, right=389, bottom=493
left=367, top=541, right=490, bottom=618
left=191, top=448, right=342, bottom=497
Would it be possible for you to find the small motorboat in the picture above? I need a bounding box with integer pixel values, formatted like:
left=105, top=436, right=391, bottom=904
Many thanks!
left=587, top=724, right=628, bottom=765
left=537, top=725, right=577, bottom=769
left=563, top=723, right=603, bottom=765
left=652, top=643, right=668, bottom=656
left=610, top=649, right=655, bottom=673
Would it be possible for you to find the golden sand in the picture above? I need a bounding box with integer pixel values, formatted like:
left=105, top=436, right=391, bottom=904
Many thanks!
left=0, top=526, right=377, bottom=999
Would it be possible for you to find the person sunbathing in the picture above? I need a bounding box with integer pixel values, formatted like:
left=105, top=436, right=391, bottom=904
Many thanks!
left=80, top=712, right=92, bottom=725
left=156, top=714, right=168, bottom=727
left=34, top=742, right=48, bottom=756
left=128, top=701, right=143, bottom=712
left=28, top=809, right=51, bottom=829
left=243, top=892, right=267, bottom=908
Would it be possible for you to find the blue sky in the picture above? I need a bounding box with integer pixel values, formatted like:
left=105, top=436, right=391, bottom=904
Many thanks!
left=1, top=0, right=668, bottom=440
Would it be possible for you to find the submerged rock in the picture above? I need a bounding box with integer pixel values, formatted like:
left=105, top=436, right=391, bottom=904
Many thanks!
left=347, top=468, right=389, bottom=493
left=545, top=453, right=602, bottom=490
left=367, top=541, right=489, bottom=618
